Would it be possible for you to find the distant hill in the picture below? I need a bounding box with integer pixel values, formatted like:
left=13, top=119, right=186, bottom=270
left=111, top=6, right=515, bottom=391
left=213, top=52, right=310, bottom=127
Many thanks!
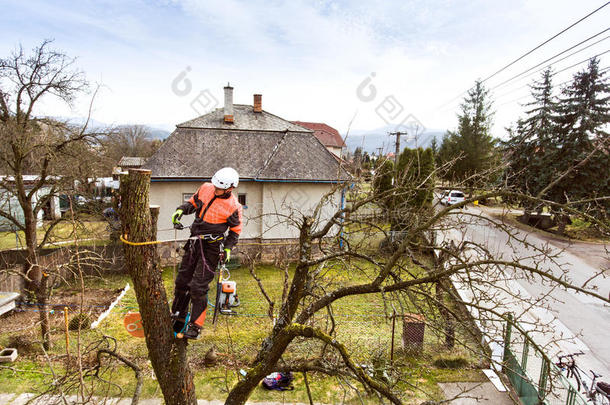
left=345, top=125, right=446, bottom=153
left=55, top=116, right=172, bottom=140
left=148, top=127, right=172, bottom=140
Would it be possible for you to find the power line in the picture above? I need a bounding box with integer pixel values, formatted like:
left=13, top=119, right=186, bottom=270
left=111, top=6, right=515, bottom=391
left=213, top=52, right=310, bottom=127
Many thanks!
left=494, top=44, right=610, bottom=100
left=433, top=2, right=610, bottom=111
left=492, top=28, right=610, bottom=90
left=496, top=64, right=610, bottom=108
left=438, top=48, right=610, bottom=113
left=481, top=1, right=610, bottom=83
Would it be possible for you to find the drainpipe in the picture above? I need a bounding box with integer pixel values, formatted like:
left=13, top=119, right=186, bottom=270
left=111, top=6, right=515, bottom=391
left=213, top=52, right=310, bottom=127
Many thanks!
left=339, top=187, right=346, bottom=249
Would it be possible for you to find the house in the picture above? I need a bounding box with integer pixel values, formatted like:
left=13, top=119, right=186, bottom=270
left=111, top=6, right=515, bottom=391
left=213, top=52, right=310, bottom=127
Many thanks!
left=291, top=121, right=346, bottom=158
left=117, top=156, right=147, bottom=171
left=143, top=85, right=350, bottom=252
left=0, top=175, right=61, bottom=232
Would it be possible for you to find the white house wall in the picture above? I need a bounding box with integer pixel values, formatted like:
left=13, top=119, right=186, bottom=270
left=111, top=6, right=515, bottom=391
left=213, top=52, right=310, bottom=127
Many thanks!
left=150, top=181, right=342, bottom=242
left=150, top=181, right=263, bottom=242
left=327, top=146, right=343, bottom=157
left=261, top=182, right=342, bottom=240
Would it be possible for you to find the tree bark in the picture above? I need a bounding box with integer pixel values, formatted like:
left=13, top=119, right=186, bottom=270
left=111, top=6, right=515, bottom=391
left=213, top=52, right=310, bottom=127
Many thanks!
left=120, top=169, right=196, bottom=405
left=556, top=214, right=569, bottom=235
left=225, top=216, right=314, bottom=404
left=21, top=192, right=52, bottom=349
left=436, top=281, right=454, bottom=349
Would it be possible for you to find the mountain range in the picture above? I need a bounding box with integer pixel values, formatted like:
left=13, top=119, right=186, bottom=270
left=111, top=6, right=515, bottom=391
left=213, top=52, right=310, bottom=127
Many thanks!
left=57, top=117, right=445, bottom=153
left=344, top=125, right=446, bottom=154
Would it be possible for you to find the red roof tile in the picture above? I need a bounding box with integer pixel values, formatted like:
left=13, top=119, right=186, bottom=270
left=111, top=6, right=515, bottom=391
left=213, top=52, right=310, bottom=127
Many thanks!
left=291, top=121, right=346, bottom=148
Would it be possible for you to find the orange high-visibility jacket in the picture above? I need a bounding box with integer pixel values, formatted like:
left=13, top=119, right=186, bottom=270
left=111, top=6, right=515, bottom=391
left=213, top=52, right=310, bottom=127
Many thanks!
left=177, top=182, right=242, bottom=249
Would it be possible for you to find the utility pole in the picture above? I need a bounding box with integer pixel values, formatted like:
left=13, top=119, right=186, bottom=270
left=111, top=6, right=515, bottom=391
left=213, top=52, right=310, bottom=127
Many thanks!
left=375, top=147, right=383, bottom=159
left=389, top=131, right=403, bottom=164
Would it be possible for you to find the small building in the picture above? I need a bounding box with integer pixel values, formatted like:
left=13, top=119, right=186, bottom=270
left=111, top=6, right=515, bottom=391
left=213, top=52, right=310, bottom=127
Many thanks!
left=118, top=156, right=147, bottom=171
left=0, top=175, right=61, bottom=231
left=143, top=86, right=350, bottom=256
left=291, top=121, right=346, bottom=158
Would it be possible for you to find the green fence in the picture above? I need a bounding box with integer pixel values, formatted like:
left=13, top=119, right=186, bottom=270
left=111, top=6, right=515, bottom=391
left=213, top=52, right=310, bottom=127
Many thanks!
left=503, top=315, right=587, bottom=405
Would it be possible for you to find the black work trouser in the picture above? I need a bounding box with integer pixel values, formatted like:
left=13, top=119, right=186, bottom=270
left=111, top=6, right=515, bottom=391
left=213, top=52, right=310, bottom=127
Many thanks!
left=171, top=237, right=221, bottom=327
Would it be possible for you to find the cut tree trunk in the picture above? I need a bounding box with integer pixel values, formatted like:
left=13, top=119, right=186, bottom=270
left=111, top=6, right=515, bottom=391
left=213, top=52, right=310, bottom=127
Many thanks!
left=120, top=169, right=196, bottom=405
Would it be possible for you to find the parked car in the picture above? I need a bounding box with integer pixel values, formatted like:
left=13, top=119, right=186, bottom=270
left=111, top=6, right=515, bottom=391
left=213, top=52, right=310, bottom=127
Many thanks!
left=441, top=190, right=465, bottom=206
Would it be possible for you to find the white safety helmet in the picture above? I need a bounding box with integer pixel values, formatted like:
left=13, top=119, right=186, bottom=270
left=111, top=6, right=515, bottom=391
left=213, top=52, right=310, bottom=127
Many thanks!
left=212, top=167, right=239, bottom=189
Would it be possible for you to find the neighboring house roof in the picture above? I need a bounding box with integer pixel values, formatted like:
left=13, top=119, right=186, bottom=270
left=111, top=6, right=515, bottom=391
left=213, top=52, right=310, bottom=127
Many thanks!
left=118, top=156, right=147, bottom=167
left=179, top=105, right=308, bottom=132
left=291, top=121, right=346, bottom=148
left=144, top=107, right=350, bottom=182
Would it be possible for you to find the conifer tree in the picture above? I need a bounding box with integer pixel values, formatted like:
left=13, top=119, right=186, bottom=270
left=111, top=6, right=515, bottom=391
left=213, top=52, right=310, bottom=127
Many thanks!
left=503, top=68, right=558, bottom=214
left=438, top=80, right=496, bottom=186
left=549, top=58, right=610, bottom=228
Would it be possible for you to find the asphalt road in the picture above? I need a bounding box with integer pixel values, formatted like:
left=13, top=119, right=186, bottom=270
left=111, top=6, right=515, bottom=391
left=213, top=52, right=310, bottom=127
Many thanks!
left=441, top=203, right=610, bottom=378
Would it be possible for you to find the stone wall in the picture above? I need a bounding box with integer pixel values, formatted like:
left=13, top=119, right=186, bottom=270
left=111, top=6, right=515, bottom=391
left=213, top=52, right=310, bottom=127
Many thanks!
left=156, top=237, right=335, bottom=266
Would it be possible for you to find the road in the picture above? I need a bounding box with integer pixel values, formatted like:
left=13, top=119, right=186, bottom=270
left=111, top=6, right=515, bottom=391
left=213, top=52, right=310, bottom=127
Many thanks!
left=440, top=203, right=610, bottom=378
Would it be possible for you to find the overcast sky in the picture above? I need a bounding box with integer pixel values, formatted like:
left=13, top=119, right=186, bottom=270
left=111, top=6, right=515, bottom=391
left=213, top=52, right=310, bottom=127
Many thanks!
left=1, top=0, right=608, bottom=140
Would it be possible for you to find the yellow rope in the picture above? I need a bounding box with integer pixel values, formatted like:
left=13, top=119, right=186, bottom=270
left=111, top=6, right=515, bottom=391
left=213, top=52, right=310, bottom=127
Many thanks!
left=120, top=234, right=298, bottom=247
left=120, top=234, right=163, bottom=246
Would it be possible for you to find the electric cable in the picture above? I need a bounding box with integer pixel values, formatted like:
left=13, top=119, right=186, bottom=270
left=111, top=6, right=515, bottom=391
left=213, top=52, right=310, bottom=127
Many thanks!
left=496, top=64, right=610, bottom=107
left=482, top=2, right=610, bottom=84
left=494, top=46, right=610, bottom=102
left=492, top=28, right=610, bottom=91
left=433, top=2, right=610, bottom=111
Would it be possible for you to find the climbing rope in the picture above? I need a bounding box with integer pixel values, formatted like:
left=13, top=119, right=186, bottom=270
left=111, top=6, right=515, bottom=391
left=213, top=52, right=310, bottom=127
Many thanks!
left=119, top=233, right=298, bottom=247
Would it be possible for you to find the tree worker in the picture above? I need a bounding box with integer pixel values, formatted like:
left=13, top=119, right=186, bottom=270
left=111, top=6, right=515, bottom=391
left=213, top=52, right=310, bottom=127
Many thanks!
left=170, top=167, right=242, bottom=339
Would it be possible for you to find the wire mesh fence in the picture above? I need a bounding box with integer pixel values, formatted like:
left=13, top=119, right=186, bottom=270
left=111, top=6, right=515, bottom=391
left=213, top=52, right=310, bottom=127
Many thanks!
left=504, top=317, right=587, bottom=405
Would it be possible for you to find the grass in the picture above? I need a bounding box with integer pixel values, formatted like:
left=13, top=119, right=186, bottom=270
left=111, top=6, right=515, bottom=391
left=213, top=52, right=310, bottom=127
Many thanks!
left=0, top=219, right=109, bottom=250
left=0, top=262, right=486, bottom=403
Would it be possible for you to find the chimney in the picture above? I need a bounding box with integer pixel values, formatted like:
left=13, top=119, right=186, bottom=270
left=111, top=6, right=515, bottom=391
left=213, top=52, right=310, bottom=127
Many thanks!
left=253, top=94, right=262, bottom=113
left=224, top=84, right=234, bottom=123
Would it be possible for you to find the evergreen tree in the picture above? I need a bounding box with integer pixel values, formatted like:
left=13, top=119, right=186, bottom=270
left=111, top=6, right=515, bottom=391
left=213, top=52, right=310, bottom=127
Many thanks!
left=373, top=148, right=435, bottom=234
left=438, top=80, right=496, bottom=186
left=503, top=68, right=558, bottom=209
left=430, top=136, right=438, bottom=161
left=549, top=57, right=610, bottom=224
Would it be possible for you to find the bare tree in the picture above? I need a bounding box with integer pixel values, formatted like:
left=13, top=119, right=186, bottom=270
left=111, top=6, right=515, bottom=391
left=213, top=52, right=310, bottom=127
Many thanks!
left=118, top=156, right=608, bottom=404
left=0, top=40, right=103, bottom=349
left=100, top=125, right=161, bottom=172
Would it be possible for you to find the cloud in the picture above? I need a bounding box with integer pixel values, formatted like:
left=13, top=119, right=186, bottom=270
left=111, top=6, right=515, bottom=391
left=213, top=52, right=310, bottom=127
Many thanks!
left=1, top=0, right=607, bottom=138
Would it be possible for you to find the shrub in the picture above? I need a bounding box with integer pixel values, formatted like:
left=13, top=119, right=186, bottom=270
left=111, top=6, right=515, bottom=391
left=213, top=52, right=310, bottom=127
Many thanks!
left=433, top=356, right=469, bottom=369
left=68, top=313, right=91, bottom=330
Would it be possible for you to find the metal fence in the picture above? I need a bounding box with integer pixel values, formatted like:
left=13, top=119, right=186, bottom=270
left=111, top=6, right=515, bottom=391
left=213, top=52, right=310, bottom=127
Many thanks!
left=503, top=315, right=587, bottom=405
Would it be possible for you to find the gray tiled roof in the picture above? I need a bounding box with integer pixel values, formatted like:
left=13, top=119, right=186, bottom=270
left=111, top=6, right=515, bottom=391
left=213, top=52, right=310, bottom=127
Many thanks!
left=178, top=105, right=310, bottom=132
left=143, top=127, right=350, bottom=181
left=118, top=156, right=147, bottom=167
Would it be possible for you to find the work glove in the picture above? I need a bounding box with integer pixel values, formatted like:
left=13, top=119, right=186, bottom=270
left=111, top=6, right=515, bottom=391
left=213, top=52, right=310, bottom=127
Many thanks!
left=222, top=248, right=231, bottom=263
left=171, top=209, right=183, bottom=224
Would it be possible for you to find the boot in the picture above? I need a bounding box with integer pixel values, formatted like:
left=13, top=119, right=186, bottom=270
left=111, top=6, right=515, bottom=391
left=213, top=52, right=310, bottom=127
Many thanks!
left=183, top=323, right=201, bottom=340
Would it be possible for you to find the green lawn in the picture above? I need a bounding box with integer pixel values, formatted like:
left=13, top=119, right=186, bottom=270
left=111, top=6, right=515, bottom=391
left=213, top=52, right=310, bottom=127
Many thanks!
left=0, top=219, right=109, bottom=250
left=0, top=263, right=486, bottom=404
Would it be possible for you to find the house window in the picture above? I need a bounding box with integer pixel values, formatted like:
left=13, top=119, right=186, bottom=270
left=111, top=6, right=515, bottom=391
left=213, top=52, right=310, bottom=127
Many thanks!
left=238, top=193, right=247, bottom=208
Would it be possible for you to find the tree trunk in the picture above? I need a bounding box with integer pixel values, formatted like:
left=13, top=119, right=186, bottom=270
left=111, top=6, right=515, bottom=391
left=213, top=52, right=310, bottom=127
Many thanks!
left=556, top=214, right=568, bottom=235
left=37, top=274, right=51, bottom=350
left=22, top=196, right=52, bottom=349
left=225, top=216, right=314, bottom=404
left=120, top=169, right=196, bottom=405
left=436, top=281, right=454, bottom=349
